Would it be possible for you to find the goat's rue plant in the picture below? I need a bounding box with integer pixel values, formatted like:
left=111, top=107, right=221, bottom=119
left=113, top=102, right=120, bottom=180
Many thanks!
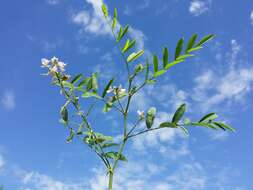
left=42, top=3, right=235, bottom=190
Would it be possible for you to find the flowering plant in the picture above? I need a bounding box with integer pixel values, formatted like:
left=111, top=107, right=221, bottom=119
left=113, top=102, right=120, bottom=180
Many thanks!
left=42, top=2, right=235, bottom=190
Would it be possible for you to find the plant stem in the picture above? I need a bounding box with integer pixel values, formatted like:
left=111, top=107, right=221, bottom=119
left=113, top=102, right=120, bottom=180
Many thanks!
left=108, top=170, right=114, bottom=190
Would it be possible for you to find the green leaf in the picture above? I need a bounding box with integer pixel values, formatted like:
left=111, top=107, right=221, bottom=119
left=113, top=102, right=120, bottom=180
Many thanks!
left=117, top=25, right=129, bottom=42
left=164, top=59, right=185, bottom=70
left=102, top=78, right=114, bottom=98
left=175, top=38, right=184, bottom=59
left=94, top=133, right=113, bottom=143
left=77, top=123, right=85, bottom=135
left=213, top=122, right=235, bottom=132
left=62, top=81, right=74, bottom=89
left=186, top=34, right=197, bottom=52
left=60, top=106, right=68, bottom=124
left=105, top=152, right=128, bottom=162
left=113, top=7, right=118, bottom=18
left=154, top=69, right=165, bottom=78
left=91, top=73, right=98, bottom=92
left=159, top=122, right=177, bottom=128
left=191, top=122, right=218, bottom=130
left=112, top=18, right=117, bottom=30
left=82, top=92, right=102, bottom=99
left=172, top=103, right=186, bottom=123
left=101, top=143, right=119, bottom=149
left=196, top=34, right=215, bottom=47
left=86, top=78, right=93, bottom=91
left=122, top=39, right=136, bottom=53
left=176, top=54, right=194, bottom=60
left=117, top=27, right=123, bottom=42
left=146, top=107, right=156, bottom=129
left=66, top=128, right=75, bottom=143
left=102, top=3, right=108, bottom=18
left=153, top=54, right=159, bottom=72
left=127, top=50, right=144, bottom=62
left=145, top=59, right=150, bottom=81
left=134, top=64, right=144, bottom=74
left=71, top=74, right=82, bottom=84
left=163, top=47, right=169, bottom=68
left=112, top=7, right=117, bottom=29
left=199, top=113, right=218, bottom=123
left=78, top=78, right=90, bottom=87
left=187, top=46, right=203, bottom=53
left=121, top=25, right=129, bottom=39
left=146, top=79, right=156, bottom=84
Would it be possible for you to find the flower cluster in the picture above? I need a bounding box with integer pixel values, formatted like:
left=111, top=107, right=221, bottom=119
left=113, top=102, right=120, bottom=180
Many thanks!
left=106, top=85, right=126, bottom=97
left=41, top=57, right=67, bottom=77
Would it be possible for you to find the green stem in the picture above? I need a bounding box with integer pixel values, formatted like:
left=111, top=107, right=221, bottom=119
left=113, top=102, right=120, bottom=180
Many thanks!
left=108, top=170, right=114, bottom=190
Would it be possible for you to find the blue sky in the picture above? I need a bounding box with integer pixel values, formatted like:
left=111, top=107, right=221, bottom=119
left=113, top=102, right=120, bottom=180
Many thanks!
left=1, top=0, right=253, bottom=189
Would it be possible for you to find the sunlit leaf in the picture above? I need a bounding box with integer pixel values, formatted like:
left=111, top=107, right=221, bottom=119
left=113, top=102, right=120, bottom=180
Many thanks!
left=82, top=92, right=102, bottom=99
left=164, top=59, right=185, bottom=70
left=154, top=69, right=165, bottom=78
left=102, top=3, right=108, bottom=18
left=122, top=40, right=136, bottom=53
left=187, top=46, right=203, bottom=53
left=127, top=50, right=144, bottom=62
left=176, top=54, right=194, bottom=60
left=91, top=73, right=98, bottom=92
left=117, top=25, right=129, bottom=42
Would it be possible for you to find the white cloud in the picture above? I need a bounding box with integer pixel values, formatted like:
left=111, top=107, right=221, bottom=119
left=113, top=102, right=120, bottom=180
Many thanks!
left=47, top=0, right=60, bottom=5
left=192, top=39, right=253, bottom=111
left=166, top=162, right=206, bottom=190
left=19, top=171, right=85, bottom=190
left=189, top=0, right=210, bottom=16
left=0, top=154, right=5, bottom=170
left=210, top=131, right=229, bottom=141
left=1, top=90, right=15, bottom=111
left=250, top=10, right=253, bottom=25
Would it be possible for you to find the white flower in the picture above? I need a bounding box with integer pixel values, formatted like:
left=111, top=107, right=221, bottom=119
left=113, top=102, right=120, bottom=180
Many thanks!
left=116, top=85, right=126, bottom=96
left=51, top=56, right=59, bottom=65
left=58, top=61, right=66, bottom=72
left=41, top=58, right=50, bottom=67
left=118, top=88, right=126, bottom=95
left=49, top=65, right=58, bottom=75
left=137, top=110, right=145, bottom=119
left=106, top=86, right=114, bottom=94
